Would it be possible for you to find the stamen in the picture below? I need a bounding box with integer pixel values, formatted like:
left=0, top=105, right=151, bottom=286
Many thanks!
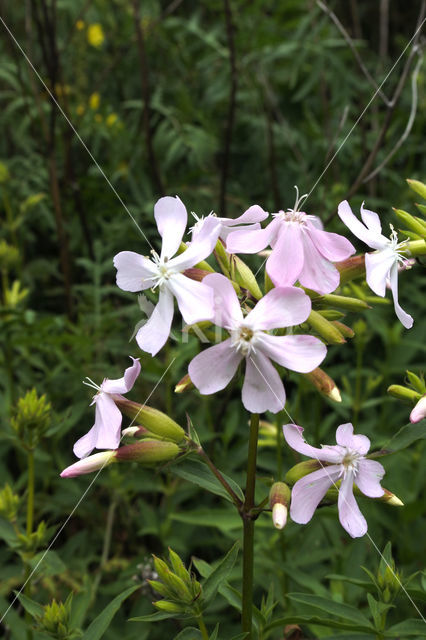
left=82, top=377, right=102, bottom=392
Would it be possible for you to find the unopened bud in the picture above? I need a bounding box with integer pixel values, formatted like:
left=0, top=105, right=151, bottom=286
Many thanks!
left=231, top=255, right=263, bottom=300
left=60, top=451, right=116, bottom=478
left=335, top=254, right=365, bottom=285
left=307, top=310, right=346, bottom=345
left=269, top=482, right=290, bottom=530
left=320, top=293, right=370, bottom=312
left=175, top=374, right=194, bottom=394
left=387, top=384, right=422, bottom=404
left=285, top=460, right=322, bottom=485
left=121, top=425, right=151, bottom=438
left=183, top=268, right=214, bottom=282
left=178, top=242, right=215, bottom=273
left=331, top=321, right=355, bottom=339
left=304, top=367, right=341, bottom=402
left=214, top=238, right=231, bottom=276
left=115, top=440, right=180, bottom=465
left=405, top=370, right=426, bottom=394
left=393, top=208, right=426, bottom=237
left=112, top=396, right=185, bottom=443
left=380, top=488, right=404, bottom=507
left=410, top=395, right=426, bottom=423
left=407, top=178, right=426, bottom=200
left=153, top=600, right=185, bottom=613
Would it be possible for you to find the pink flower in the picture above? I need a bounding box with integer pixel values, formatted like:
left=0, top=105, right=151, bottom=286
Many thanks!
left=73, top=357, right=141, bottom=459
left=188, top=274, right=326, bottom=413
left=283, top=423, right=385, bottom=538
left=190, top=205, right=268, bottom=243
left=338, top=200, right=413, bottom=329
left=114, top=196, right=221, bottom=356
left=226, top=189, right=354, bottom=294
left=410, top=395, right=426, bottom=423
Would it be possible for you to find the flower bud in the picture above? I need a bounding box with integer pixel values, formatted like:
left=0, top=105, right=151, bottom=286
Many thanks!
left=393, top=208, right=426, bottom=237
left=387, top=385, right=422, bottom=404
left=11, top=389, right=51, bottom=447
left=60, top=451, right=116, bottom=478
left=231, top=255, right=263, bottom=300
left=269, top=482, right=290, bottom=530
left=319, top=293, right=370, bottom=312
left=331, top=321, right=355, bottom=339
left=153, top=600, right=185, bottom=613
left=183, top=268, right=214, bottom=282
left=0, top=484, right=20, bottom=521
left=304, top=367, right=341, bottom=402
left=121, top=425, right=151, bottom=438
left=112, top=396, right=185, bottom=443
left=407, top=178, right=426, bottom=200
left=379, top=488, right=404, bottom=507
left=174, top=373, right=194, bottom=394
left=285, top=460, right=322, bottom=485
left=335, top=254, right=365, bottom=285
left=410, top=396, right=426, bottom=423
left=214, top=237, right=231, bottom=276
left=307, top=310, right=346, bottom=345
left=115, top=440, right=180, bottom=465
left=405, top=370, right=426, bottom=394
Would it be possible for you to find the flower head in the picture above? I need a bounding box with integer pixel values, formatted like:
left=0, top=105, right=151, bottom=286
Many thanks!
left=114, top=196, right=221, bottom=355
left=283, top=423, right=385, bottom=538
left=226, top=188, right=354, bottom=294
left=410, top=395, right=426, bottom=423
left=190, top=204, right=268, bottom=243
left=73, top=357, right=141, bottom=459
left=338, top=200, right=413, bottom=329
left=188, top=274, right=326, bottom=413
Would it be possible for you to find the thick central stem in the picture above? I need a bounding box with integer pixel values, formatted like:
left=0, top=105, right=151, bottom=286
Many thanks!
left=241, top=413, right=259, bottom=637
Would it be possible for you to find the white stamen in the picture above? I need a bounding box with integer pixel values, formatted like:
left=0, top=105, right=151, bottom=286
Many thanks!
left=82, top=377, right=102, bottom=392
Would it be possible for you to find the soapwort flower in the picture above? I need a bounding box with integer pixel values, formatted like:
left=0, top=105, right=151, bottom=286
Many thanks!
left=114, top=196, right=221, bottom=355
left=410, top=395, right=426, bottom=423
left=226, top=188, right=354, bottom=294
left=190, top=204, right=268, bottom=243
left=188, top=274, right=326, bottom=413
left=338, top=200, right=413, bottom=329
left=283, top=423, right=385, bottom=538
left=73, top=357, right=141, bottom=459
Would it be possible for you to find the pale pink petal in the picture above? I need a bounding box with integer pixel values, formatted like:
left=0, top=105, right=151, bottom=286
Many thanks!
left=335, top=423, right=370, bottom=455
left=61, top=451, right=116, bottom=478
left=389, top=262, right=414, bottom=329
left=245, top=286, right=311, bottom=331
left=171, top=216, right=221, bottom=271
left=338, top=472, right=367, bottom=538
left=168, top=273, right=214, bottom=324
left=337, top=200, right=379, bottom=249
left=257, top=334, right=326, bottom=372
left=306, top=224, right=355, bottom=262
left=365, top=248, right=395, bottom=297
left=283, top=424, right=342, bottom=463
left=226, top=204, right=268, bottom=225
left=242, top=352, right=285, bottom=413
left=189, top=338, right=242, bottom=394
left=136, top=287, right=174, bottom=356
left=356, top=459, right=385, bottom=498
left=101, top=357, right=141, bottom=394
left=219, top=222, right=260, bottom=241
left=306, top=215, right=324, bottom=230
left=360, top=202, right=383, bottom=235
left=290, top=465, right=342, bottom=524
left=226, top=219, right=279, bottom=254
left=113, top=251, right=156, bottom=292
left=410, top=396, right=426, bottom=423
left=73, top=394, right=122, bottom=458
left=266, top=224, right=304, bottom=287
left=155, top=196, right=188, bottom=260
left=202, top=273, right=243, bottom=329
left=298, top=233, right=341, bottom=294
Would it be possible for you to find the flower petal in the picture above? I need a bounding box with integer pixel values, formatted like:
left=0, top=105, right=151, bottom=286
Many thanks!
left=73, top=393, right=122, bottom=458
left=102, top=357, right=141, bottom=394
left=337, top=200, right=379, bottom=249
left=360, top=202, right=382, bottom=235
left=168, top=273, right=214, bottom=324
left=389, top=262, right=414, bottom=329
left=227, top=204, right=269, bottom=225
left=245, top=286, right=311, bottom=330
left=202, top=273, right=243, bottom=329
left=283, top=424, right=342, bottom=463
left=113, top=251, right=156, bottom=292
left=266, top=224, right=304, bottom=287
left=136, top=287, right=174, bottom=356
left=338, top=472, right=367, bottom=538
left=356, top=459, right=385, bottom=498
left=335, top=423, right=370, bottom=454
left=258, top=334, right=326, bottom=372
left=298, top=233, right=341, bottom=294
left=155, top=196, right=188, bottom=260
left=242, top=352, right=285, bottom=413
left=171, top=216, right=221, bottom=270
left=306, top=224, right=355, bottom=262
left=219, top=222, right=260, bottom=241
left=189, top=338, right=241, bottom=394
left=365, top=248, right=395, bottom=297
left=226, top=219, right=279, bottom=254
left=290, top=465, right=341, bottom=524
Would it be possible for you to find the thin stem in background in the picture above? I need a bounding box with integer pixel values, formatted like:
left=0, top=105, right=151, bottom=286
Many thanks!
left=219, top=0, right=238, bottom=216
left=24, top=450, right=35, bottom=640
left=241, top=413, right=259, bottom=638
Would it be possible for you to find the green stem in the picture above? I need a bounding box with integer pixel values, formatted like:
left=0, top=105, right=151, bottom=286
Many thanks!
left=196, top=446, right=242, bottom=509
left=197, top=615, right=209, bottom=640
left=353, top=344, right=364, bottom=427
left=241, top=413, right=259, bottom=638
left=25, top=450, right=35, bottom=640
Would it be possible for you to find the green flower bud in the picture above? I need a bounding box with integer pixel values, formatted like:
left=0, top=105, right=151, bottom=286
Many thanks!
left=269, top=482, right=291, bottom=530
left=285, top=460, right=322, bottom=485
left=387, top=384, right=422, bottom=404
left=175, top=373, right=194, bottom=394
left=307, top=310, right=346, bottom=345
left=153, top=600, right=185, bottom=614
left=115, top=440, right=180, bottom=465
left=304, top=367, right=341, bottom=402
left=393, top=208, right=426, bottom=237
left=148, top=580, right=170, bottom=598
left=35, top=598, right=76, bottom=639
left=405, top=370, right=426, bottom=394
left=112, top=397, right=185, bottom=443
left=231, top=255, right=263, bottom=300
left=331, top=321, right=355, bottom=338
left=335, top=254, right=365, bottom=285
left=214, top=238, right=231, bottom=276
left=407, top=178, right=426, bottom=200
left=11, top=389, right=51, bottom=448
left=319, top=293, right=370, bottom=312
left=168, top=548, right=191, bottom=584
left=0, top=484, right=20, bottom=521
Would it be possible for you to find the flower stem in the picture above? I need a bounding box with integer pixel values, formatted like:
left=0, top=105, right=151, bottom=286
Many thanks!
left=25, top=450, right=35, bottom=640
left=241, top=413, right=259, bottom=638
left=197, top=615, right=209, bottom=640
left=196, top=445, right=243, bottom=509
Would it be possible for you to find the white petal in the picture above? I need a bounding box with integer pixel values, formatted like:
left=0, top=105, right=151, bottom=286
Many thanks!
left=257, top=334, right=326, bottom=372
left=113, top=251, right=156, bottom=292
left=365, top=248, right=396, bottom=297
left=337, top=200, right=383, bottom=249
left=73, top=393, right=122, bottom=458
left=155, top=196, right=188, bottom=260
left=290, top=465, right=342, bottom=524
left=102, top=357, right=141, bottom=394
left=242, top=352, right=285, bottom=413
left=335, top=423, right=370, bottom=454
left=338, top=473, right=367, bottom=538
left=189, top=338, right=242, bottom=394
left=171, top=216, right=221, bottom=270
left=389, top=262, right=414, bottom=329
left=136, top=287, right=174, bottom=356
left=283, top=424, right=343, bottom=463
left=360, top=202, right=382, bottom=235
left=245, top=286, right=311, bottom=330
left=224, top=204, right=269, bottom=225
left=356, top=459, right=385, bottom=498
left=168, top=273, right=215, bottom=324
left=226, top=219, right=279, bottom=254
left=202, top=273, right=243, bottom=329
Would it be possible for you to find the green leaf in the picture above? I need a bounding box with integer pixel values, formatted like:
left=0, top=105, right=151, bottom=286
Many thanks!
left=173, top=627, right=202, bottom=639
left=367, top=593, right=393, bottom=630
left=171, top=508, right=241, bottom=531
left=287, top=593, right=373, bottom=627
left=171, top=458, right=244, bottom=504
left=202, top=542, right=239, bottom=603
left=15, top=592, right=44, bottom=618
left=264, top=614, right=375, bottom=634
left=29, top=550, right=66, bottom=577
left=82, top=585, right=139, bottom=639
left=209, top=623, right=219, bottom=640
left=326, top=574, right=372, bottom=591
left=385, top=618, right=426, bottom=636
left=230, top=635, right=249, bottom=640
left=130, top=611, right=176, bottom=623
left=378, top=420, right=426, bottom=455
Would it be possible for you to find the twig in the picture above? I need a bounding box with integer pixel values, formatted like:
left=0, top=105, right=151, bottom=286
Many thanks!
left=219, top=0, right=238, bottom=216
left=379, top=0, right=390, bottom=62
left=363, top=51, right=423, bottom=183
left=324, top=104, right=350, bottom=165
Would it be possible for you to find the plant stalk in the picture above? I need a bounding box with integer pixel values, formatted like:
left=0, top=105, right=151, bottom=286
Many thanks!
left=197, top=615, right=209, bottom=640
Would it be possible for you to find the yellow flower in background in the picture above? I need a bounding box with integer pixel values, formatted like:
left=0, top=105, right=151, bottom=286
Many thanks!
left=89, top=92, right=100, bottom=110
left=76, top=20, right=85, bottom=31
left=106, top=113, right=118, bottom=127
left=94, top=114, right=103, bottom=123
left=87, top=23, right=104, bottom=48
left=76, top=105, right=85, bottom=116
